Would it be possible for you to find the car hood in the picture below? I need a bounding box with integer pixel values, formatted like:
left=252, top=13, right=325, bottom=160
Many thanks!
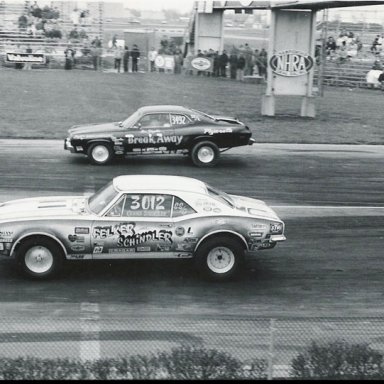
left=0, top=196, right=90, bottom=222
left=68, top=122, right=121, bottom=136
left=229, top=194, right=281, bottom=221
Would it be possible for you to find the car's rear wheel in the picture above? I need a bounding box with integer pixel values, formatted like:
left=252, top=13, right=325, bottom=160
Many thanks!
left=194, top=236, right=244, bottom=281
left=16, top=237, right=64, bottom=279
left=190, top=141, right=220, bottom=167
left=87, top=143, right=114, bottom=165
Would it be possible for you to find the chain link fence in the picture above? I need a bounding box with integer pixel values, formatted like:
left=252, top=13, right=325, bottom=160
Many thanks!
left=0, top=315, right=383, bottom=379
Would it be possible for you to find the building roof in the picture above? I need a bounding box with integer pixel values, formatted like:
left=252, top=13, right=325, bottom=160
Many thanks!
left=113, top=175, right=208, bottom=194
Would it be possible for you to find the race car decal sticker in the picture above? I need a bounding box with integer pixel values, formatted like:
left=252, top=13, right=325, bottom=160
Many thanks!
left=204, top=128, right=233, bottom=135
left=0, top=231, right=13, bottom=237
left=137, top=246, right=151, bottom=252
left=68, top=235, right=85, bottom=243
left=183, top=237, right=198, bottom=244
left=68, top=254, right=86, bottom=259
left=93, top=245, right=103, bottom=254
left=71, top=245, right=86, bottom=252
left=117, top=229, right=173, bottom=247
left=157, top=244, right=171, bottom=252
left=108, top=248, right=135, bottom=253
left=126, top=135, right=183, bottom=146
left=93, top=222, right=136, bottom=239
left=75, top=227, right=89, bottom=234
left=175, top=227, right=185, bottom=237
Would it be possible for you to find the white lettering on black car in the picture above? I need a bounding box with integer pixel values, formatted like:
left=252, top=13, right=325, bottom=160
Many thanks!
left=125, top=135, right=183, bottom=145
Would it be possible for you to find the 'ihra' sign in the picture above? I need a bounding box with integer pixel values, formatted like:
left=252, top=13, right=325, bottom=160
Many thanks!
left=269, top=50, right=313, bottom=77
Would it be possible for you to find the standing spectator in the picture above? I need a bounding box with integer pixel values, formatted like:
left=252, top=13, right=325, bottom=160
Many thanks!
left=219, top=50, right=228, bottom=77
left=112, top=34, right=117, bottom=48
left=213, top=51, right=220, bottom=77
left=259, top=48, right=268, bottom=79
left=148, top=47, right=157, bottom=72
left=114, top=45, right=123, bottom=73
left=229, top=48, right=238, bottom=79
left=196, top=49, right=204, bottom=76
left=253, top=49, right=261, bottom=75
left=174, top=49, right=183, bottom=74
left=131, top=44, right=140, bottom=72
left=244, top=43, right=253, bottom=75
left=71, top=8, right=80, bottom=26
left=91, top=45, right=100, bottom=70
left=123, top=46, right=129, bottom=73
left=237, top=52, right=245, bottom=81
left=18, top=13, right=28, bottom=30
left=64, top=45, right=75, bottom=70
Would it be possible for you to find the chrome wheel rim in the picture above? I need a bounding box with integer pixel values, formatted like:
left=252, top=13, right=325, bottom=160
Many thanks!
left=207, top=246, right=235, bottom=274
left=197, top=146, right=215, bottom=163
left=92, top=145, right=109, bottom=163
left=25, top=246, right=53, bottom=274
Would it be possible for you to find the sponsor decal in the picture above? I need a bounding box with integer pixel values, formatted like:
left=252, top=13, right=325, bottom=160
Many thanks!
left=68, top=235, right=85, bottom=243
left=248, top=232, right=263, bottom=238
left=175, top=227, right=185, bottom=237
left=137, top=246, right=151, bottom=252
left=177, top=253, right=192, bottom=258
left=68, top=254, right=85, bottom=259
left=0, top=238, right=13, bottom=243
left=108, top=248, right=135, bottom=253
left=213, top=208, right=221, bottom=213
left=0, top=231, right=13, bottom=237
left=176, top=243, right=194, bottom=251
left=70, top=245, right=86, bottom=252
left=75, top=227, right=89, bottom=235
left=251, top=223, right=267, bottom=229
left=125, top=135, right=183, bottom=146
left=191, top=57, right=211, bottom=71
left=204, top=128, right=232, bottom=135
left=157, top=244, right=171, bottom=252
left=183, top=237, right=198, bottom=244
left=93, top=245, right=103, bottom=254
left=6, top=52, right=46, bottom=64
left=269, top=50, right=314, bottom=77
left=203, top=206, right=212, bottom=212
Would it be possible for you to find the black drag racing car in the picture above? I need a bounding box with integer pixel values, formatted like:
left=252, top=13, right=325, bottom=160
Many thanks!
left=64, top=105, right=255, bottom=167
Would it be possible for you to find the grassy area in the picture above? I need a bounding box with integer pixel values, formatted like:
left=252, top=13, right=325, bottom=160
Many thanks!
left=0, top=68, right=382, bottom=144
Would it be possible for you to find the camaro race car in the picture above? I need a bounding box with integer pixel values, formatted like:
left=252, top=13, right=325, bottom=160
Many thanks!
left=0, top=175, right=286, bottom=281
left=64, top=105, right=255, bottom=167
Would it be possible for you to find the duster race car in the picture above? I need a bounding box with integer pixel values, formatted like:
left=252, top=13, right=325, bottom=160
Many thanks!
left=64, top=105, right=255, bottom=167
left=0, top=175, right=286, bottom=281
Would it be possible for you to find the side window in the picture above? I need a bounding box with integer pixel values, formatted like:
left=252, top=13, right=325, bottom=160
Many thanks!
left=105, top=196, right=125, bottom=217
left=172, top=196, right=196, bottom=218
left=170, top=114, right=191, bottom=127
left=137, top=113, right=170, bottom=129
left=122, top=194, right=172, bottom=218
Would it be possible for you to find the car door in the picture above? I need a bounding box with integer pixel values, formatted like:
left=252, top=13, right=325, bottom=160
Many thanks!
left=91, top=193, right=176, bottom=259
left=124, top=113, right=176, bottom=153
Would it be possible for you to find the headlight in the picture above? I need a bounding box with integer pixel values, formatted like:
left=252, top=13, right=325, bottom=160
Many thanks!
left=270, top=222, right=283, bottom=234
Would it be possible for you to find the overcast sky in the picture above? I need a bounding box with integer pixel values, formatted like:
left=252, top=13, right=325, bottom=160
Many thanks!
left=123, top=0, right=195, bottom=12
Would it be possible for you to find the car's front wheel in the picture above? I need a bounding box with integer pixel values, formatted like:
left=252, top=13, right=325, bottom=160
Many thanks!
left=190, top=141, right=220, bottom=167
left=194, top=236, right=244, bottom=281
left=16, top=237, right=64, bottom=279
left=87, top=143, right=114, bottom=165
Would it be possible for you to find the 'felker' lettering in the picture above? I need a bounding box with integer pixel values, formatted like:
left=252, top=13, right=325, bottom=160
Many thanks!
left=118, top=229, right=173, bottom=247
left=127, top=135, right=183, bottom=145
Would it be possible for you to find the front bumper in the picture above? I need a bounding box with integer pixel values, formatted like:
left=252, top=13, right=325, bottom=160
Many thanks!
left=248, top=138, right=256, bottom=145
left=64, top=138, right=75, bottom=153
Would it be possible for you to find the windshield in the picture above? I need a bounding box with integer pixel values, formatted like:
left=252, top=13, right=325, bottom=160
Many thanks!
left=88, top=181, right=119, bottom=214
left=206, top=184, right=235, bottom=208
left=121, top=110, right=141, bottom=128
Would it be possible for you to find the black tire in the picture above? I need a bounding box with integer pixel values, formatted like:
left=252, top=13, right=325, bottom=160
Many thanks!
left=87, top=143, right=114, bottom=165
left=16, top=237, right=64, bottom=279
left=190, top=141, right=220, bottom=167
left=194, top=235, right=244, bottom=281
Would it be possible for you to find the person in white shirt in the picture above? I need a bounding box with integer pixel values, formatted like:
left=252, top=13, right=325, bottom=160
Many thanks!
left=148, top=47, right=158, bottom=72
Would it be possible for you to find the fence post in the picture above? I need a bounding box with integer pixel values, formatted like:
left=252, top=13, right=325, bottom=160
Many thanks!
left=267, top=318, right=276, bottom=380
